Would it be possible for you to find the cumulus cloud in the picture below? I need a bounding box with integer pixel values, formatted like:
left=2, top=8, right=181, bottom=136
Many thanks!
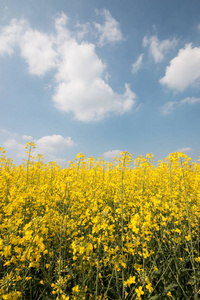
left=94, top=9, right=122, bottom=46
left=35, top=134, right=75, bottom=153
left=3, top=138, right=23, bottom=150
left=160, top=97, right=200, bottom=115
left=3, top=139, right=25, bottom=158
left=53, top=14, right=135, bottom=121
left=54, top=80, right=136, bottom=121
left=0, top=12, right=136, bottom=122
left=20, top=30, right=57, bottom=76
left=0, top=19, right=27, bottom=55
left=103, top=150, right=122, bottom=158
left=132, top=54, right=143, bottom=73
left=160, top=44, right=200, bottom=91
left=2, top=133, right=75, bottom=165
left=143, top=35, right=177, bottom=63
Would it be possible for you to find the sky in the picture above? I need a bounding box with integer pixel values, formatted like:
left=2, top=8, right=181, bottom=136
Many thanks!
left=0, top=0, right=200, bottom=166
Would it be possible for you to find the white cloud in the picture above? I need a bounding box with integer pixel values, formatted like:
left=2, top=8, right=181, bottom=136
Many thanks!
left=3, top=139, right=25, bottom=157
left=0, top=18, right=57, bottom=76
left=180, top=97, right=200, bottom=105
left=1, top=130, right=33, bottom=141
left=0, top=13, right=136, bottom=122
left=55, top=40, right=105, bottom=83
left=160, top=44, right=200, bottom=91
left=0, top=19, right=26, bottom=55
left=160, top=101, right=176, bottom=115
left=103, top=150, right=122, bottom=158
left=2, top=133, right=76, bottom=165
left=3, top=138, right=22, bottom=149
left=75, top=22, right=92, bottom=41
left=20, top=30, right=57, bottom=76
left=54, top=80, right=136, bottom=122
left=36, top=134, right=75, bottom=153
left=160, top=97, right=200, bottom=115
left=94, top=9, right=122, bottom=46
left=0, top=128, right=15, bottom=136
left=132, top=54, right=143, bottom=73
left=143, top=35, right=177, bottom=63
left=53, top=14, right=135, bottom=122
left=177, top=147, right=193, bottom=153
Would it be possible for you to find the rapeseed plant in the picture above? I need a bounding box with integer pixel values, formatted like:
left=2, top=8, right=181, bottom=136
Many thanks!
left=0, top=144, right=199, bottom=299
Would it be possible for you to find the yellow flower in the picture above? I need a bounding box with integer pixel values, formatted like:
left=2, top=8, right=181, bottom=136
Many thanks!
left=146, top=282, right=153, bottom=293
left=2, top=290, right=22, bottom=300
left=72, top=285, right=80, bottom=293
left=124, top=275, right=136, bottom=287
left=153, top=266, right=158, bottom=271
left=61, top=296, right=70, bottom=300
left=3, top=245, right=11, bottom=258
left=25, top=277, right=32, bottom=281
left=195, top=257, right=200, bottom=263
left=135, top=286, right=144, bottom=297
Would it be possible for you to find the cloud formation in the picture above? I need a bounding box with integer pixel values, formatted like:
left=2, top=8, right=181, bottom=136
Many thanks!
left=22, top=135, right=33, bottom=140
left=0, top=19, right=26, bottom=55
left=103, top=150, right=122, bottom=158
left=160, top=44, right=200, bottom=91
left=0, top=12, right=136, bottom=122
left=177, top=147, right=193, bottom=153
left=143, top=35, right=177, bottom=63
left=132, top=54, right=143, bottom=74
left=2, top=132, right=75, bottom=164
left=160, top=97, right=200, bottom=115
left=36, top=134, right=75, bottom=153
left=3, top=139, right=24, bottom=153
left=20, top=30, right=57, bottom=76
left=94, top=9, right=122, bottom=46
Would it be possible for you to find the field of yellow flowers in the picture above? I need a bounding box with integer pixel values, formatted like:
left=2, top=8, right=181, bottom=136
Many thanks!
left=0, top=142, right=200, bottom=300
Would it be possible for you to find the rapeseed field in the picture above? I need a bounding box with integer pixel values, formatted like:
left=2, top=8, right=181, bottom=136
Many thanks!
left=0, top=142, right=200, bottom=299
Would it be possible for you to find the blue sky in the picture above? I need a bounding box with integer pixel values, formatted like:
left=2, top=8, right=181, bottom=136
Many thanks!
left=0, top=0, right=200, bottom=166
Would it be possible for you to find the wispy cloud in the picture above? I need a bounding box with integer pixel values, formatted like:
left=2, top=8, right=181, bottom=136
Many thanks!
left=75, top=22, right=92, bottom=41
left=160, top=44, right=200, bottom=92
left=94, top=9, right=122, bottom=46
left=0, top=12, right=136, bottom=122
left=143, top=35, right=177, bottom=63
left=22, top=135, right=33, bottom=140
left=132, top=54, right=143, bottom=74
left=0, top=128, right=17, bottom=136
left=160, top=97, right=200, bottom=115
left=177, top=147, right=193, bottom=153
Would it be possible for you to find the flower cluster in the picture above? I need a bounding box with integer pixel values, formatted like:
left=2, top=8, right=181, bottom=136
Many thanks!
left=0, top=144, right=199, bottom=299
